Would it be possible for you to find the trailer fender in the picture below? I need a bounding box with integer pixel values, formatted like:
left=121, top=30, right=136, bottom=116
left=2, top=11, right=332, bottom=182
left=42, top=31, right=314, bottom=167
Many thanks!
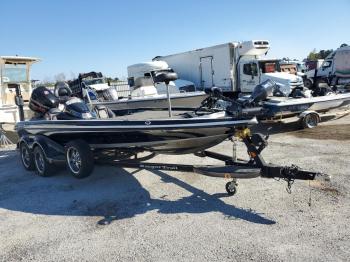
left=298, top=111, right=320, bottom=129
left=18, top=135, right=35, bottom=149
left=298, top=111, right=319, bottom=119
left=28, top=135, right=65, bottom=164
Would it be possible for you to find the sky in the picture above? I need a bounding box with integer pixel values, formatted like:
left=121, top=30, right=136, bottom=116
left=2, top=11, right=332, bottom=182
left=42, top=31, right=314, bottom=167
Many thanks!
left=1, top=0, right=349, bottom=81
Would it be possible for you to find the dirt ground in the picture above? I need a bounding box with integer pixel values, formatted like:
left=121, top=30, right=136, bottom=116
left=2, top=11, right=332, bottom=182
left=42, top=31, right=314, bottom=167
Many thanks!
left=291, top=124, right=350, bottom=140
left=0, top=115, right=349, bottom=261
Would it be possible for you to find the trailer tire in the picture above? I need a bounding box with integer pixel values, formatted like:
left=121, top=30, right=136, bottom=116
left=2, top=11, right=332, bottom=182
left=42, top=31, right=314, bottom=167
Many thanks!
left=20, top=142, right=35, bottom=171
left=33, top=146, right=55, bottom=177
left=65, top=140, right=94, bottom=179
left=301, top=113, right=319, bottom=129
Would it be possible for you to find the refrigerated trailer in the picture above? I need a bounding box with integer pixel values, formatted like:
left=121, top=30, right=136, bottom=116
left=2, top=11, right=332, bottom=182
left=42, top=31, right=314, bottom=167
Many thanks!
left=153, top=40, right=303, bottom=96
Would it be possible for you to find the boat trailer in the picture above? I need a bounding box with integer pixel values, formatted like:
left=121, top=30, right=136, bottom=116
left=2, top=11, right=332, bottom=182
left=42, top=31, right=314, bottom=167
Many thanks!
left=96, top=128, right=330, bottom=196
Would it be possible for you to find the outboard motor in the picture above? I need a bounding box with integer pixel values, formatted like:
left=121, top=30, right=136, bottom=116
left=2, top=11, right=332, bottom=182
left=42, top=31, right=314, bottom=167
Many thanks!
left=29, top=86, right=59, bottom=115
left=249, top=79, right=275, bottom=104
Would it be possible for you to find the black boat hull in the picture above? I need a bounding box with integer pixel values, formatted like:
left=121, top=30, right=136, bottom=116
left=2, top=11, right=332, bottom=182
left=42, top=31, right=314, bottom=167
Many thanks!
left=16, top=117, right=257, bottom=154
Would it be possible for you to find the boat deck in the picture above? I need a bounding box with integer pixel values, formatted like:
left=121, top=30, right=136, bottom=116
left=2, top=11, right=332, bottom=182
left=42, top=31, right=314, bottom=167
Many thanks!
left=111, top=109, right=224, bottom=120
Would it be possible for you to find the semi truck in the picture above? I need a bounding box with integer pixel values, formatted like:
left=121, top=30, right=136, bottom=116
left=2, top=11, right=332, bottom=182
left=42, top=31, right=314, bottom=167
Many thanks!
left=304, top=46, right=350, bottom=90
left=153, top=40, right=304, bottom=97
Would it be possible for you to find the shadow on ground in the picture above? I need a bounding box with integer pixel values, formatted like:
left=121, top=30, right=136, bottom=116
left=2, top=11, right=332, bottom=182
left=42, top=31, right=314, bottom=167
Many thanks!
left=0, top=150, right=275, bottom=225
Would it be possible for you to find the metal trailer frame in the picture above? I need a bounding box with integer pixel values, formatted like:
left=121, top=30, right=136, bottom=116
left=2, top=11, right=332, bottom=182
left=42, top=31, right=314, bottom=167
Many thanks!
left=18, top=127, right=329, bottom=196
left=94, top=129, right=329, bottom=195
left=261, top=106, right=350, bottom=129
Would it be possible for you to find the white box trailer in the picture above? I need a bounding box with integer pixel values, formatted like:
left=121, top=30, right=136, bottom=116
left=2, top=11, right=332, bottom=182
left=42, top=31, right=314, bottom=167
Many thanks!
left=154, top=42, right=238, bottom=92
left=153, top=40, right=303, bottom=96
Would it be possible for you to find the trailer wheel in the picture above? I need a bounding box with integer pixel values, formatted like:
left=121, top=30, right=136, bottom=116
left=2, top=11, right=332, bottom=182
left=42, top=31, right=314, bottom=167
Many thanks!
left=20, top=142, right=35, bottom=171
left=225, top=181, right=237, bottom=196
left=65, top=140, right=94, bottom=179
left=33, top=146, right=54, bottom=177
left=301, top=113, right=319, bottom=129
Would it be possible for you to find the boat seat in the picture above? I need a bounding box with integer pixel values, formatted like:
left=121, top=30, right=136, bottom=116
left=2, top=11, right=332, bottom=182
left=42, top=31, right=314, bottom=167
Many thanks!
left=94, top=105, right=115, bottom=119
left=54, top=82, right=73, bottom=103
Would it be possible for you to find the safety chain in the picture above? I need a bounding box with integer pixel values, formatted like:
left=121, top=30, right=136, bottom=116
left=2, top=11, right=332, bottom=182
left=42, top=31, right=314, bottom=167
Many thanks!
left=280, top=164, right=300, bottom=194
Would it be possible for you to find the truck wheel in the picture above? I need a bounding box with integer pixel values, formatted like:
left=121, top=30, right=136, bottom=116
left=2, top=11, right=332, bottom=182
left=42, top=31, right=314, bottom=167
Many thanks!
left=65, top=140, right=94, bottom=179
left=301, top=113, right=319, bottom=129
left=304, top=79, right=313, bottom=89
left=20, top=142, right=35, bottom=171
left=33, top=146, right=55, bottom=177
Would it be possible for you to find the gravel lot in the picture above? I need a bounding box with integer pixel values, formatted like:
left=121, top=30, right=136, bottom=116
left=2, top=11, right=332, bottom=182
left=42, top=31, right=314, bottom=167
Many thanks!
left=0, top=115, right=349, bottom=261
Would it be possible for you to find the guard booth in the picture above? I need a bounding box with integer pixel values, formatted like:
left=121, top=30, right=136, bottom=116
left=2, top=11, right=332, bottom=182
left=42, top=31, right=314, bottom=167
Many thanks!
left=0, top=56, right=40, bottom=123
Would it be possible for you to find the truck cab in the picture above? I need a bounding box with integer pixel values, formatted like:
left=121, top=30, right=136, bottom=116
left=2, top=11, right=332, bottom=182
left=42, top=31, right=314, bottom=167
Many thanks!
left=127, top=61, right=196, bottom=97
left=306, top=53, right=335, bottom=79
left=304, top=47, right=350, bottom=89
left=238, top=58, right=303, bottom=95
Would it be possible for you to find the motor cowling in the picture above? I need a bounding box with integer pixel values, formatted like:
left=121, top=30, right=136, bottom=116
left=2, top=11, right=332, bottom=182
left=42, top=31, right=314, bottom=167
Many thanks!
left=249, top=79, right=275, bottom=104
left=29, top=86, right=59, bottom=113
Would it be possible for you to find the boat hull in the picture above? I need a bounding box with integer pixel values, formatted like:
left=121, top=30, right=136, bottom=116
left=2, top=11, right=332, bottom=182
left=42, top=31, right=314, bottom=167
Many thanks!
left=16, top=117, right=257, bottom=154
left=263, top=93, right=350, bottom=118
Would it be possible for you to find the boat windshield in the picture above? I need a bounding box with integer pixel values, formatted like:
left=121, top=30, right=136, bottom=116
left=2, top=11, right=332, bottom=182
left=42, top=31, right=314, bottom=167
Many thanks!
left=258, top=60, right=281, bottom=73
left=2, top=63, right=27, bottom=83
left=83, top=78, right=105, bottom=85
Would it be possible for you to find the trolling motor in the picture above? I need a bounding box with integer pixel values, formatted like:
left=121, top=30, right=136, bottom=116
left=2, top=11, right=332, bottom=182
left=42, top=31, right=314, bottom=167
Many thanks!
left=8, top=83, right=25, bottom=121
left=152, top=69, right=178, bottom=117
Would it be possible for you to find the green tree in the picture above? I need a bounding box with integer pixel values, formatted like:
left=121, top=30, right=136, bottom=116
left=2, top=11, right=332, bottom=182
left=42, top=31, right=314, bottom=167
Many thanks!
left=307, top=48, right=333, bottom=60
left=307, top=48, right=318, bottom=60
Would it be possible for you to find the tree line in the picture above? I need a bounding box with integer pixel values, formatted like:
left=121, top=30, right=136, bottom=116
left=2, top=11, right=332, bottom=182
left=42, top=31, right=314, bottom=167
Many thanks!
left=307, top=43, right=348, bottom=60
